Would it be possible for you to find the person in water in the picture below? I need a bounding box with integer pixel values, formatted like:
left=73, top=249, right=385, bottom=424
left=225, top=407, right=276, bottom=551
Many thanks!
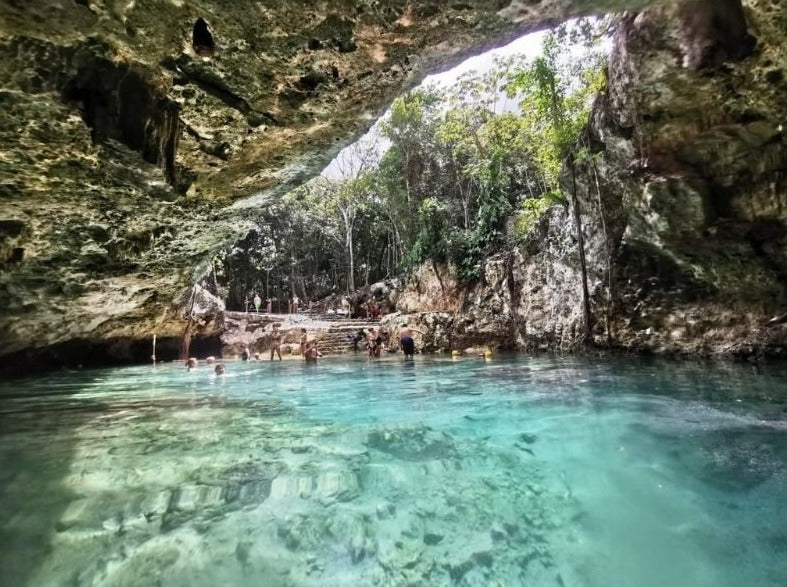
left=399, top=324, right=424, bottom=358
left=300, top=328, right=308, bottom=356
left=241, top=346, right=251, bottom=361
left=367, top=327, right=384, bottom=358
left=270, top=324, right=282, bottom=361
left=186, top=357, right=198, bottom=370
left=304, top=341, right=322, bottom=363
left=346, top=328, right=366, bottom=352
left=214, top=364, right=226, bottom=375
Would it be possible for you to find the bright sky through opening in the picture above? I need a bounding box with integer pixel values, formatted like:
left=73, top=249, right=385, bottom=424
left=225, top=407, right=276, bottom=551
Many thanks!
left=321, top=29, right=548, bottom=180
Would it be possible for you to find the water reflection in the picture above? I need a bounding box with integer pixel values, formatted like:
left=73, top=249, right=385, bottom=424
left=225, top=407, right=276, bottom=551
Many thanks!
left=0, top=356, right=786, bottom=586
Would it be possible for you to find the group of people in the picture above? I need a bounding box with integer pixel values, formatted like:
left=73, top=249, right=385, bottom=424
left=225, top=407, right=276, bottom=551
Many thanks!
left=247, top=293, right=301, bottom=315
left=240, top=323, right=283, bottom=361
left=347, top=323, right=421, bottom=359
left=186, top=356, right=226, bottom=375
left=238, top=324, right=322, bottom=363
left=188, top=322, right=423, bottom=372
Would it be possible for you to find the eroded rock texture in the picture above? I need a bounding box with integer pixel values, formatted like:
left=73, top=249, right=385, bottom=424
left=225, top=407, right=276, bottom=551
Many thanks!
left=1, top=0, right=785, bottom=368
left=389, top=0, right=787, bottom=358
left=0, top=0, right=639, bottom=368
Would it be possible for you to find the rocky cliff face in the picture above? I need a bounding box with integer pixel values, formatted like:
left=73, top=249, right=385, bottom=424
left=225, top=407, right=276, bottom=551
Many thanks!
left=389, top=0, right=787, bottom=359
left=0, top=0, right=648, bottom=371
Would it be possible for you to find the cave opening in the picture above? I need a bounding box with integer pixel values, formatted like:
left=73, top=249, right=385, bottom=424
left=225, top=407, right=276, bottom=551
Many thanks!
left=0, top=334, right=225, bottom=378
left=193, top=18, right=215, bottom=57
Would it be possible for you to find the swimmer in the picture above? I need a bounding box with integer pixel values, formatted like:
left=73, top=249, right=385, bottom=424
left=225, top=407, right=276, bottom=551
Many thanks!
left=186, top=357, right=198, bottom=371
left=304, top=341, right=322, bottom=363
left=214, top=364, right=226, bottom=375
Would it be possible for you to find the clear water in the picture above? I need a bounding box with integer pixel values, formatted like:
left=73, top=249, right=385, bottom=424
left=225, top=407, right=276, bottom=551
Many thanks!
left=1, top=355, right=786, bottom=587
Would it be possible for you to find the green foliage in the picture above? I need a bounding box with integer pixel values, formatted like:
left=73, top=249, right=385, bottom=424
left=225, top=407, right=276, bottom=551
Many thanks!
left=215, top=18, right=612, bottom=302
left=515, top=197, right=552, bottom=239
left=504, top=29, right=607, bottom=189
left=374, top=21, right=608, bottom=281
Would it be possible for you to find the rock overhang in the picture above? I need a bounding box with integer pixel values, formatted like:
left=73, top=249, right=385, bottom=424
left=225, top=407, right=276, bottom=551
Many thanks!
left=0, top=0, right=678, bottom=366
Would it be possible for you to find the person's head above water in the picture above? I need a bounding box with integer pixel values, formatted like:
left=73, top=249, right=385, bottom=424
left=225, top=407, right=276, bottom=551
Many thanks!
left=214, top=364, right=226, bottom=375
left=186, top=357, right=198, bottom=370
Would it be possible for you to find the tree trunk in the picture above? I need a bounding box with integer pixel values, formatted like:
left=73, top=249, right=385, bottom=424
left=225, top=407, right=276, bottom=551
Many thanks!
left=588, top=152, right=613, bottom=345
left=571, top=161, right=592, bottom=343
left=347, top=229, right=355, bottom=292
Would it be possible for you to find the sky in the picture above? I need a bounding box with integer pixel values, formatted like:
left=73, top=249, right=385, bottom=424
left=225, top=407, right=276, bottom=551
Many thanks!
left=321, top=29, right=548, bottom=180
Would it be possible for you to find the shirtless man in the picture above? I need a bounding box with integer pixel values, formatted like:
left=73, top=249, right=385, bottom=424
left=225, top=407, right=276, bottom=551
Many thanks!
left=400, top=324, right=423, bottom=358
left=304, top=341, right=322, bottom=363
left=299, top=328, right=308, bottom=356
left=270, top=324, right=282, bottom=361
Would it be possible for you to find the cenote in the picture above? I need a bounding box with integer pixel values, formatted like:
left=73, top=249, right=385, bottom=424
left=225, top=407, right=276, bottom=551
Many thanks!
left=1, top=355, right=786, bottom=586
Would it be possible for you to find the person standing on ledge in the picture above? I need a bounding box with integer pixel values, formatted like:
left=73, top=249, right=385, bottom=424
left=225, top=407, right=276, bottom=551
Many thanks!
left=400, top=324, right=424, bottom=358
left=253, top=293, right=262, bottom=314
left=270, top=324, right=282, bottom=361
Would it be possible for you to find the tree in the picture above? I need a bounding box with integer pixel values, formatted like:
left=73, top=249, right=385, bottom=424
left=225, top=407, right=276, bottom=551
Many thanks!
left=504, top=20, right=610, bottom=339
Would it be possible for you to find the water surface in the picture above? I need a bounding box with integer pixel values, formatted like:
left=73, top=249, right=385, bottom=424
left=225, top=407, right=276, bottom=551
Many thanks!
left=1, top=355, right=786, bottom=586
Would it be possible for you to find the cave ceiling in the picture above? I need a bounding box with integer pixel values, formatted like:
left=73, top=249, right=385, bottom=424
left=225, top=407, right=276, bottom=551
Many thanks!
left=0, top=0, right=661, bottom=359
left=1, top=0, right=655, bottom=205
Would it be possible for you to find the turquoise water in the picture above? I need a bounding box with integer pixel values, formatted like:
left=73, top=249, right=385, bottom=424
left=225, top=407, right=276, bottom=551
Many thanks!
left=1, top=355, right=786, bottom=586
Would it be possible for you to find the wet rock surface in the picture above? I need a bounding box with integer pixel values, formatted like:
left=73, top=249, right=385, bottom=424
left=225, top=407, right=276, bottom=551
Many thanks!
left=390, top=0, right=787, bottom=358
left=0, top=0, right=630, bottom=364
left=1, top=0, right=785, bottom=364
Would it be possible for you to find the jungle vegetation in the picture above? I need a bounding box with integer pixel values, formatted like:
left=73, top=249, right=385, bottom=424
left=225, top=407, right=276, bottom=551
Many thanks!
left=214, top=18, right=611, bottom=310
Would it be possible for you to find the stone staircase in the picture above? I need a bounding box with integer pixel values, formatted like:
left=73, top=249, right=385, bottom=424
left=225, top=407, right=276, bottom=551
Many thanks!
left=314, top=319, right=379, bottom=355
left=220, top=311, right=379, bottom=356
